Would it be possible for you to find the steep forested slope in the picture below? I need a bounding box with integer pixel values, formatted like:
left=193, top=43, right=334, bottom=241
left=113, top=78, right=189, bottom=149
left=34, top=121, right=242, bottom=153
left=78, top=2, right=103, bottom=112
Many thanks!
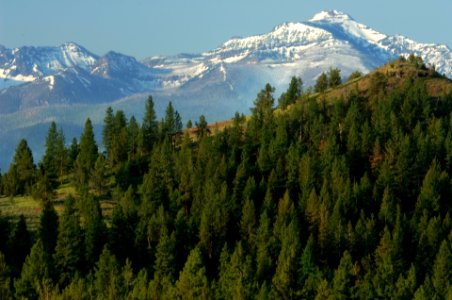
left=0, top=57, right=451, bottom=299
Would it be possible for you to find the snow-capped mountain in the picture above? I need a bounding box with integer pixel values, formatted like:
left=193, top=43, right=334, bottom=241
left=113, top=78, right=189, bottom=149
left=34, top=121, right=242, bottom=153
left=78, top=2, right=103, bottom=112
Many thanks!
left=143, top=10, right=451, bottom=89
left=1, top=10, right=451, bottom=114
left=0, top=10, right=451, bottom=170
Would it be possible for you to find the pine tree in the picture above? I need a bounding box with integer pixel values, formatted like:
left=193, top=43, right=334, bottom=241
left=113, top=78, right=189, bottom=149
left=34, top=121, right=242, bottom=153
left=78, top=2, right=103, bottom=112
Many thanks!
left=90, top=154, right=107, bottom=196
left=175, top=247, right=209, bottom=299
left=67, top=137, right=79, bottom=170
left=278, top=76, right=303, bottom=109
left=128, top=116, right=140, bottom=160
left=431, top=240, right=452, bottom=298
left=141, top=95, right=158, bottom=155
left=7, top=215, right=31, bottom=276
left=94, top=247, right=123, bottom=300
left=255, top=211, right=273, bottom=283
left=198, top=183, right=229, bottom=260
left=80, top=193, right=106, bottom=268
left=53, top=196, right=83, bottom=287
left=75, top=118, right=98, bottom=187
left=331, top=251, right=354, bottom=300
left=103, top=106, right=115, bottom=156
left=39, top=201, right=59, bottom=266
left=272, top=220, right=300, bottom=299
left=328, top=67, right=342, bottom=88
left=130, top=269, right=149, bottom=300
left=218, top=242, right=256, bottom=299
left=315, top=72, right=328, bottom=93
left=249, top=84, right=275, bottom=142
left=14, top=240, right=52, bottom=300
left=0, top=252, right=11, bottom=300
left=195, top=115, right=210, bottom=138
left=5, top=139, right=35, bottom=195
left=42, top=121, right=59, bottom=187
left=164, top=101, right=176, bottom=136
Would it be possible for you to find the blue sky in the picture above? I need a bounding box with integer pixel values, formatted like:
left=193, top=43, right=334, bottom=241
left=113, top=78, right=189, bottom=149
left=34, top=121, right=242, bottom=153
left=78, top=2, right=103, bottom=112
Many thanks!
left=1, top=0, right=451, bottom=59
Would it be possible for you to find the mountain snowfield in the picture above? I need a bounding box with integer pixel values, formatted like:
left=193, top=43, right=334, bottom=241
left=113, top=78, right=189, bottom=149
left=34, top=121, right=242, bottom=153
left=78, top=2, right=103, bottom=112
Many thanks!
left=0, top=10, right=451, bottom=169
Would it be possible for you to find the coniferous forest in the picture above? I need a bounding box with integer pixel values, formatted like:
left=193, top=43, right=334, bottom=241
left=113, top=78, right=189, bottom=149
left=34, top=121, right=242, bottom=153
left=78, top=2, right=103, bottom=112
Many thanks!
left=0, top=57, right=451, bottom=299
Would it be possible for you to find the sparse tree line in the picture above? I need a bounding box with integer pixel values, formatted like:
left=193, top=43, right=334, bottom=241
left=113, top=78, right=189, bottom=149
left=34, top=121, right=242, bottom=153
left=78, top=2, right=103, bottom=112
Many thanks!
left=0, top=57, right=451, bottom=299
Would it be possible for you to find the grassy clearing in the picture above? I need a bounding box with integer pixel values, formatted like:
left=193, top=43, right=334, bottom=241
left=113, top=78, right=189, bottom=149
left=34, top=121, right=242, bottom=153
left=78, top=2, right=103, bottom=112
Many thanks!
left=0, top=181, right=117, bottom=231
left=0, top=195, right=42, bottom=230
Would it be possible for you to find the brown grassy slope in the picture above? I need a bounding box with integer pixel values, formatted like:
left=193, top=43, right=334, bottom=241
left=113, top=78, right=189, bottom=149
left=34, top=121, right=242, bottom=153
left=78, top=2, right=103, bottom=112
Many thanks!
left=318, top=59, right=452, bottom=103
left=212, top=59, right=452, bottom=132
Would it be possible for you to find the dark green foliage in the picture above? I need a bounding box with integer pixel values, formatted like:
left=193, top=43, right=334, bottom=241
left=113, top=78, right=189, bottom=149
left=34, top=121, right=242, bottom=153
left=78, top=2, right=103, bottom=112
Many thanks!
left=42, top=122, right=67, bottom=188
left=39, top=201, right=58, bottom=262
left=42, top=122, right=59, bottom=187
left=102, top=106, right=115, bottom=155
left=175, top=247, right=209, bottom=298
left=74, top=118, right=98, bottom=187
left=80, top=193, right=107, bottom=268
left=278, top=76, right=303, bottom=109
left=2, top=65, right=452, bottom=297
left=3, top=139, right=35, bottom=196
left=328, top=67, right=342, bottom=88
left=67, top=137, right=79, bottom=170
left=315, top=72, right=328, bottom=93
left=141, top=95, right=159, bottom=155
left=90, top=154, right=107, bottom=196
left=0, top=252, right=11, bottom=299
left=14, top=240, right=51, bottom=300
left=94, top=247, right=123, bottom=299
left=195, top=115, right=210, bottom=138
left=53, top=196, right=83, bottom=287
left=7, top=215, right=31, bottom=277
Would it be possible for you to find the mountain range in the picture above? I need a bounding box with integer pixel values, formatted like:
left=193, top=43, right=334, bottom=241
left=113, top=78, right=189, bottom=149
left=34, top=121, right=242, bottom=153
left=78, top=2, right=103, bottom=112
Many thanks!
left=0, top=10, right=451, bottom=170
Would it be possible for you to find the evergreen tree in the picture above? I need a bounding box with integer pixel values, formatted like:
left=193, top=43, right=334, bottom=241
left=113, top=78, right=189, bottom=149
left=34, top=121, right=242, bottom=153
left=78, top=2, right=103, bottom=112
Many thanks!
left=164, top=101, right=176, bottom=136
left=248, top=83, right=275, bottom=143
left=81, top=193, right=106, bottom=268
left=94, top=247, right=123, bottom=300
left=431, top=240, right=452, bottom=298
left=0, top=252, right=11, bottom=300
left=272, top=220, right=300, bottom=299
left=42, top=121, right=59, bottom=187
left=103, top=106, right=115, bottom=156
left=278, top=76, right=303, bottom=109
left=53, top=196, right=83, bottom=287
left=328, top=67, right=342, bottom=88
left=14, top=240, right=51, bottom=300
left=218, top=242, right=256, bottom=299
left=128, top=116, right=140, bottom=160
left=7, top=215, right=31, bottom=276
left=176, top=247, right=209, bottom=299
left=75, top=118, right=98, bottom=187
left=141, top=95, right=158, bottom=155
left=90, top=154, right=107, bottom=196
left=5, top=139, right=35, bottom=195
left=67, top=137, right=79, bottom=170
left=331, top=251, right=355, bottom=299
left=315, top=72, right=328, bottom=93
left=195, top=115, right=210, bottom=138
left=39, top=201, right=59, bottom=267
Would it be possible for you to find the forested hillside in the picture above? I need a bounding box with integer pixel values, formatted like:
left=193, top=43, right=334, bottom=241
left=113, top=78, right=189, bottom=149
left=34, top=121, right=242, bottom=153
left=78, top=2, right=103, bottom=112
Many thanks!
left=0, top=56, right=451, bottom=299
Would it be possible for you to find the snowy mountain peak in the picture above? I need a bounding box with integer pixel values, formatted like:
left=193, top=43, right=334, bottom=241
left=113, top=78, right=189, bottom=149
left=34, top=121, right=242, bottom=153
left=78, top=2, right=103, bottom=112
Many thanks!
left=308, top=10, right=386, bottom=45
left=309, top=10, right=353, bottom=22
